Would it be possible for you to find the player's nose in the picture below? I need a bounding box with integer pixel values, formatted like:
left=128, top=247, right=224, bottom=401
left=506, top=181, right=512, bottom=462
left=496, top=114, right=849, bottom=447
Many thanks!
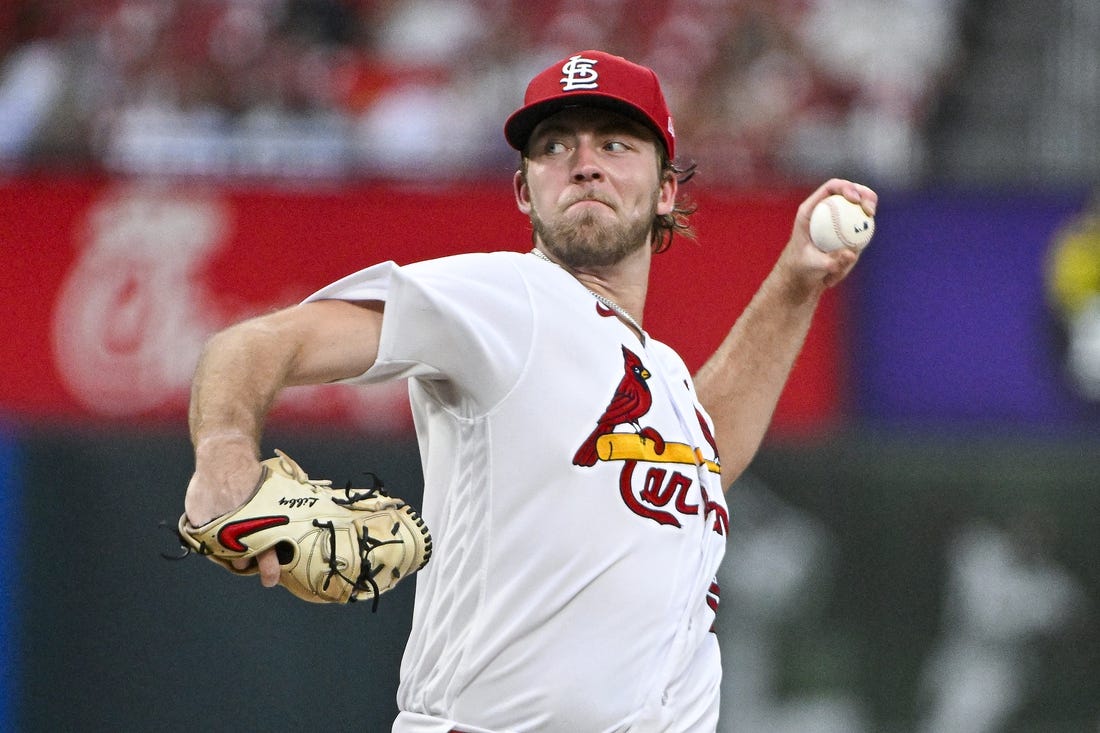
left=570, top=140, right=603, bottom=181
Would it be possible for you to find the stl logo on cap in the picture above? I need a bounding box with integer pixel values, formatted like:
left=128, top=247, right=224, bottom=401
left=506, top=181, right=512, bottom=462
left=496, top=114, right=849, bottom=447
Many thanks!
left=560, top=54, right=599, bottom=91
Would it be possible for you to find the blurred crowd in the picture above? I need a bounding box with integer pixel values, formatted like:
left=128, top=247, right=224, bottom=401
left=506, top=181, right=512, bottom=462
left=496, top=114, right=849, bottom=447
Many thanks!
left=0, top=0, right=965, bottom=185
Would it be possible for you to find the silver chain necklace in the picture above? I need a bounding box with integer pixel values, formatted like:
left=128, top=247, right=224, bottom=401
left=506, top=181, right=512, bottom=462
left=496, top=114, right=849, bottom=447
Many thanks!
left=530, top=248, right=645, bottom=344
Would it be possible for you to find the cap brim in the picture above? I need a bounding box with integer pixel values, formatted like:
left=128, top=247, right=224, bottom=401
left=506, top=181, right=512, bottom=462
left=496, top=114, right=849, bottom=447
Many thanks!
left=504, top=93, right=669, bottom=156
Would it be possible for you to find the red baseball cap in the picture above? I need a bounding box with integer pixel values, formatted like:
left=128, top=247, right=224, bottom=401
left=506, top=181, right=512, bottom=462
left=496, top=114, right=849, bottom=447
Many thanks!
left=504, top=50, right=676, bottom=159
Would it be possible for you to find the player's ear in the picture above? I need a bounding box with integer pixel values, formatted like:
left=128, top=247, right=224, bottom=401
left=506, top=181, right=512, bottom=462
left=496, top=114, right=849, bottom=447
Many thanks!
left=656, top=170, right=677, bottom=217
left=513, top=168, right=532, bottom=214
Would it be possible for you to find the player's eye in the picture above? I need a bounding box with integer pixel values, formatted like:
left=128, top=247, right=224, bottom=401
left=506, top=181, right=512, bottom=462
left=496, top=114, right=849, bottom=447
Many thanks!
left=604, top=140, right=631, bottom=153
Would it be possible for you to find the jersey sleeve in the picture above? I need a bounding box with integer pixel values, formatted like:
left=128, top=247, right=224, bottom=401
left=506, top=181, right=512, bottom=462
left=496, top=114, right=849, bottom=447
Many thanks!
left=303, top=253, right=533, bottom=411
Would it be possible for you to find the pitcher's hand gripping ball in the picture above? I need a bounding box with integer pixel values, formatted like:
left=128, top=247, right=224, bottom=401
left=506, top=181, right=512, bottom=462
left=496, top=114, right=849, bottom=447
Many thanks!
left=810, top=194, right=875, bottom=252
left=177, top=450, right=432, bottom=609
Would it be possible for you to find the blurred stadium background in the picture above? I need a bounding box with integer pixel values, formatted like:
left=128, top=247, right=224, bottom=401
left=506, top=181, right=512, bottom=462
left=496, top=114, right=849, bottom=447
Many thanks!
left=1, top=1, right=1099, bottom=731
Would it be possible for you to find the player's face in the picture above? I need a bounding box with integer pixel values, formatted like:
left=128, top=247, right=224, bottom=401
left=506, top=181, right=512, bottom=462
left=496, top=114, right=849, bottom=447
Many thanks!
left=514, top=108, right=676, bottom=269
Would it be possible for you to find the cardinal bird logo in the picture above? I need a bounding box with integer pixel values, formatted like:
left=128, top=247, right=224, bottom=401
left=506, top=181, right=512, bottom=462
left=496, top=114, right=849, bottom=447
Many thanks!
left=573, top=346, right=662, bottom=466
left=571, top=346, right=726, bottom=533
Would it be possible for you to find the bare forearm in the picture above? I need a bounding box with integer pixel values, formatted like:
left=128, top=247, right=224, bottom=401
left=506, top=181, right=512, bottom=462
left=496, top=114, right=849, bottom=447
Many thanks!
left=184, top=300, right=384, bottom=526
left=184, top=316, right=303, bottom=525
left=694, top=269, right=825, bottom=488
left=188, top=318, right=297, bottom=455
left=188, top=299, right=384, bottom=454
left=695, top=179, right=876, bottom=489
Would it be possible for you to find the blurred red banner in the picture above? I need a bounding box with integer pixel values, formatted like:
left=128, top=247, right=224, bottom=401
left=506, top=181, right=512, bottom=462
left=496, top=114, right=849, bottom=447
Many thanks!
left=0, top=175, right=842, bottom=436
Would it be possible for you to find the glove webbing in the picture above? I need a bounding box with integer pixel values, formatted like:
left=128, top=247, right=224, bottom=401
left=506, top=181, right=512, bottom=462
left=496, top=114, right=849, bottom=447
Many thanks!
left=318, top=474, right=405, bottom=612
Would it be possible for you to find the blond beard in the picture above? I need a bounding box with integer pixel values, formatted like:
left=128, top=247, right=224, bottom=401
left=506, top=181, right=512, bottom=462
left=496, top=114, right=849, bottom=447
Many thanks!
left=530, top=202, right=655, bottom=269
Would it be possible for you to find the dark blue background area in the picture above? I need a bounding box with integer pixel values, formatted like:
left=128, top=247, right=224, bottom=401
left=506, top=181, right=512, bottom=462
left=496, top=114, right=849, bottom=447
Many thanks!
left=0, top=424, right=20, bottom=733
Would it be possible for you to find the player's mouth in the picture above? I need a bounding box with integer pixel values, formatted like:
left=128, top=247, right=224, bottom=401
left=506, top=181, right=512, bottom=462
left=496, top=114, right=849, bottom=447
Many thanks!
left=565, top=194, right=615, bottom=212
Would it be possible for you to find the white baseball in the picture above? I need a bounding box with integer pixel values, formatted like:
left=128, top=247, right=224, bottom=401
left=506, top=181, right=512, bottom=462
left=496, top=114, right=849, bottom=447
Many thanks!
left=809, top=194, right=875, bottom=252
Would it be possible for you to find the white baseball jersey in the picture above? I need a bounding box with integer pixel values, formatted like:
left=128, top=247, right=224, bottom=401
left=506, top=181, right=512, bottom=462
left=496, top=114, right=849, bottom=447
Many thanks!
left=306, top=251, right=728, bottom=733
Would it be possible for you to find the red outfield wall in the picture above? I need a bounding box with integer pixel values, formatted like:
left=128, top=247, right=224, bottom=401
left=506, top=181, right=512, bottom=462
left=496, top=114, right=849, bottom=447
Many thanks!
left=0, top=175, right=843, bottom=435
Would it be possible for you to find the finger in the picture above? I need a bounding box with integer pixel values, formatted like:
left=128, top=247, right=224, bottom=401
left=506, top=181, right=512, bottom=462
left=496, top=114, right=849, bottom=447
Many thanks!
left=850, top=184, right=878, bottom=216
left=813, top=179, right=878, bottom=216
left=837, top=181, right=877, bottom=216
left=821, top=248, right=860, bottom=288
left=258, top=550, right=282, bottom=588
